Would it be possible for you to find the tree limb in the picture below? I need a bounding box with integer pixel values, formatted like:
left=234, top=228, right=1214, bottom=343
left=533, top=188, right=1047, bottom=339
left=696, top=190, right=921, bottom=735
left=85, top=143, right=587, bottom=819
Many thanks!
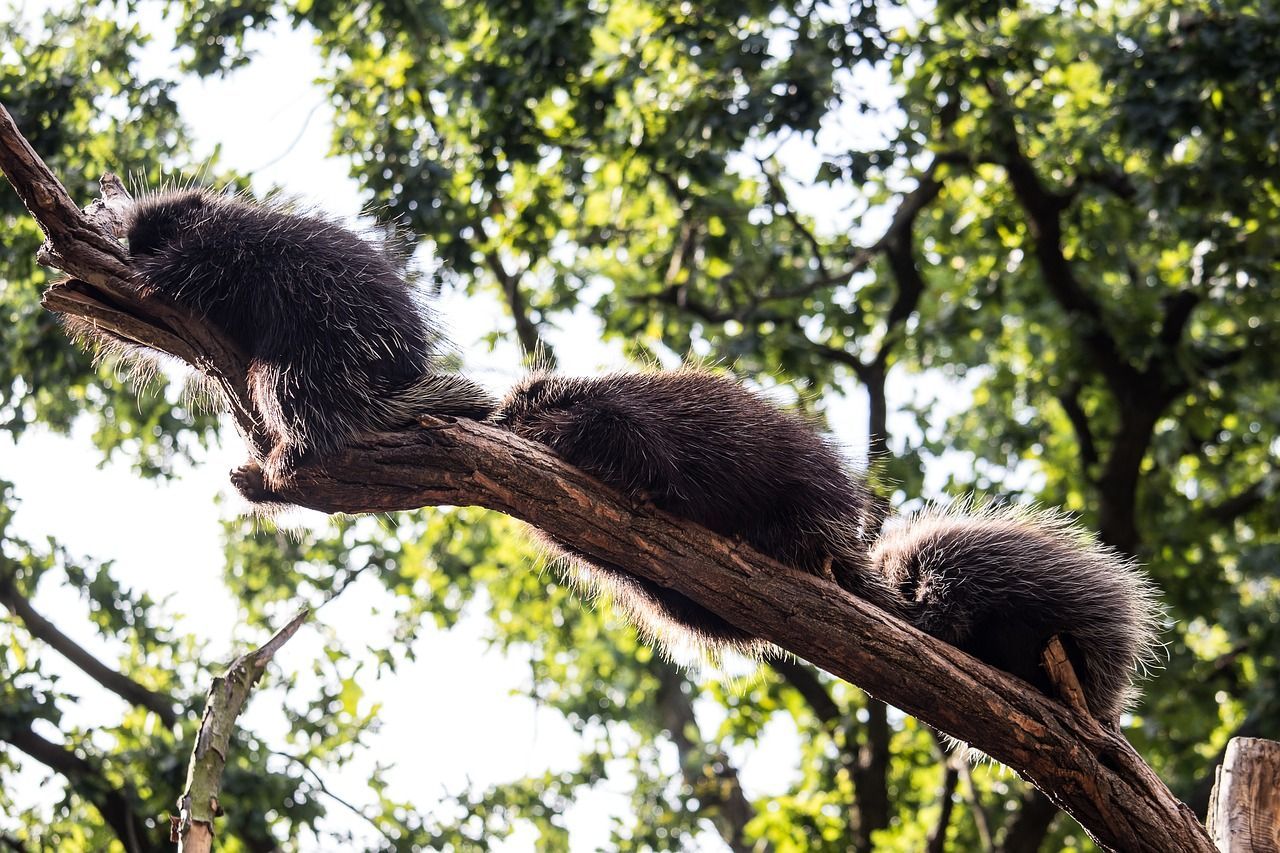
left=0, top=100, right=1216, bottom=853
left=999, top=787, right=1060, bottom=853
left=925, top=761, right=960, bottom=853
left=0, top=576, right=180, bottom=728
left=1056, top=383, right=1101, bottom=472
left=654, top=660, right=756, bottom=853
left=1203, top=468, right=1279, bottom=524
left=171, top=608, right=310, bottom=853
left=0, top=724, right=159, bottom=853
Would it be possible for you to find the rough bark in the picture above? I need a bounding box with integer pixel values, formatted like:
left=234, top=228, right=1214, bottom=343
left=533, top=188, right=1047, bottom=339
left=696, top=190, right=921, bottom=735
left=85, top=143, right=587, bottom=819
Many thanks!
left=0, top=100, right=1217, bottom=853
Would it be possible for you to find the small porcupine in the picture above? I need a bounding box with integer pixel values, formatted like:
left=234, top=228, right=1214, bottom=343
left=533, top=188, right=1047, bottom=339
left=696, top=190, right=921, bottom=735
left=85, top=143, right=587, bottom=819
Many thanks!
left=872, top=504, right=1162, bottom=723
left=494, top=369, right=904, bottom=655
left=75, top=188, right=495, bottom=499
left=496, top=369, right=1162, bottom=721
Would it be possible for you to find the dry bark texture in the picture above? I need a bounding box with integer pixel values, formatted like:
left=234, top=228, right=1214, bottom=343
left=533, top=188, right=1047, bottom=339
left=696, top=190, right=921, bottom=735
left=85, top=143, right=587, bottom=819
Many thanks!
left=0, top=100, right=1217, bottom=853
left=1207, top=738, right=1280, bottom=853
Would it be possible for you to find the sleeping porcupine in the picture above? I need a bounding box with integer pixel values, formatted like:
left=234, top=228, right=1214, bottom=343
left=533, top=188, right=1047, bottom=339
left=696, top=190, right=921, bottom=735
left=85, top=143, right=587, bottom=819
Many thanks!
left=72, top=189, right=495, bottom=497
left=497, top=370, right=1162, bottom=723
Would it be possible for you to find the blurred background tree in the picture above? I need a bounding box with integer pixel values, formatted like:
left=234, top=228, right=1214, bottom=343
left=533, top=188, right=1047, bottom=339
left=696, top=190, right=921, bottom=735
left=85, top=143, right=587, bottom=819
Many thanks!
left=1, top=0, right=1276, bottom=850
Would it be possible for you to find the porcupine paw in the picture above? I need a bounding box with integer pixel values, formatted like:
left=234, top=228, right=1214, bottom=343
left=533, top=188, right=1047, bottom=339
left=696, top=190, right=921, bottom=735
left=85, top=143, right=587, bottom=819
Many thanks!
left=230, top=461, right=278, bottom=504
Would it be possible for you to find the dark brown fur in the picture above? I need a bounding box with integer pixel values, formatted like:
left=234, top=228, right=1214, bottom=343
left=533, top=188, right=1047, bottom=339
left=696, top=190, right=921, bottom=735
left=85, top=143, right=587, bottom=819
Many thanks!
left=495, top=370, right=900, bottom=654
left=69, top=189, right=494, bottom=499
left=497, top=369, right=1162, bottom=721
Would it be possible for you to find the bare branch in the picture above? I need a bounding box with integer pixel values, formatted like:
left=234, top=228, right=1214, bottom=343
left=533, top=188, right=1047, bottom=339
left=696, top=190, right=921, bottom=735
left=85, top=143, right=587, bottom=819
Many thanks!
left=269, top=749, right=399, bottom=849
left=172, top=608, right=310, bottom=853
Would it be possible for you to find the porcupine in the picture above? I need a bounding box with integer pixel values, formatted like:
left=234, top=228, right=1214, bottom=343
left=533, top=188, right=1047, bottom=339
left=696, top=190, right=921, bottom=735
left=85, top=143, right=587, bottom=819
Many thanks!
left=71, top=188, right=495, bottom=500
left=496, top=369, right=1162, bottom=723
left=495, top=369, right=903, bottom=656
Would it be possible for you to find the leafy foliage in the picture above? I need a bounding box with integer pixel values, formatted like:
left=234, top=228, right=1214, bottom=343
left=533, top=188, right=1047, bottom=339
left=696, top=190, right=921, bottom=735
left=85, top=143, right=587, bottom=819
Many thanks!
left=2, top=0, right=1277, bottom=850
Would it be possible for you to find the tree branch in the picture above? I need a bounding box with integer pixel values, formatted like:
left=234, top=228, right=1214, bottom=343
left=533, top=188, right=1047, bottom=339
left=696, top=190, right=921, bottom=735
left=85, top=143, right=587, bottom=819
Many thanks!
left=172, top=608, right=310, bottom=853
left=999, top=787, right=1060, bottom=853
left=956, top=759, right=996, bottom=851
left=0, top=576, right=179, bottom=728
left=0, top=834, right=31, bottom=853
left=482, top=249, right=555, bottom=367
left=1203, top=467, right=1279, bottom=524
left=0, top=100, right=1216, bottom=853
left=771, top=658, right=840, bottom=724
left=1056, top=383, right=1101, bottom=472
left=759, top=158, right=832, bottom=279
left=654, top=661, right=755, bottom=853
left=925, top=761, right=960, bottom=853
left=1157, top=290, right=1201, bottom=351
left=983, top=81, right=1138, bottom=397
left=0, top=724, right=158, bottom=853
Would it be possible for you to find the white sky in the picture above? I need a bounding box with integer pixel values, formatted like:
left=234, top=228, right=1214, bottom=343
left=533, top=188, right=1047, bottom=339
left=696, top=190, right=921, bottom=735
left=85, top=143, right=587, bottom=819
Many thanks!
left=1, top=2, right=970, bottom=849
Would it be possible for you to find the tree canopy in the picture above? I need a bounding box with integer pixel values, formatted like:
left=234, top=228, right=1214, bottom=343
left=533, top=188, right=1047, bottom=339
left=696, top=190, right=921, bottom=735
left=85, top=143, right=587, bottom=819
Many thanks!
left=1, top=0, right=1276, bottom=850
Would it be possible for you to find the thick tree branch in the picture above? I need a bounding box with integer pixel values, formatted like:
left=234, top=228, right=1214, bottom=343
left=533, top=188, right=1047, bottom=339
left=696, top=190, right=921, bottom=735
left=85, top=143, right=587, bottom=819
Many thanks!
left=0, top=576, right=179, bottom=728
left=0, top=724, right=159, bottom=853
left=1157, top=290, right=1201, bottom=351
left=0, top=101, right=1216, bottom=853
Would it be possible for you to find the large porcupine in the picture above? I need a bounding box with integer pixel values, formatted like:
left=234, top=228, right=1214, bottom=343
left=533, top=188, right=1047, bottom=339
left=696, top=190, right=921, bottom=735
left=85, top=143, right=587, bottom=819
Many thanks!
left=497, top=369, right=1162, bottom=722
left=494, top=369, right=905, bottom=655
left=76, top=189, right=495, bottom=498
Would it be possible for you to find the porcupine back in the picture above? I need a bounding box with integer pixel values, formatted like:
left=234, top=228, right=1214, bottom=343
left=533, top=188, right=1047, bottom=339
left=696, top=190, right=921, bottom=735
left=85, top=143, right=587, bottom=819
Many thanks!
left=495, top=369, right=900, bottom=654
left=871, top=503, right=1163, bottom=722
